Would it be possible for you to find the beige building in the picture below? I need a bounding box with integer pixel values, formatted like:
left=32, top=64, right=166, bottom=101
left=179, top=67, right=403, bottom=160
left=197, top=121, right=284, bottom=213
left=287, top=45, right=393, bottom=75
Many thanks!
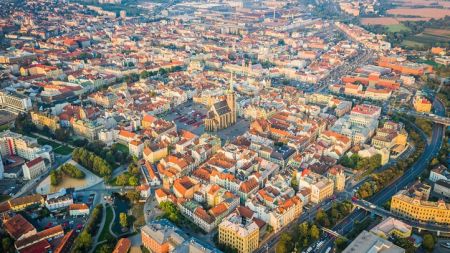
left=218, top=212, right=259, bottom=253
left=327, top=165, right=346, bottom=192
left=298, top=171, right=334, bottom=204
left=31, top=111, right=60, bottom=132
left=343, top=230, right=405, bottom=253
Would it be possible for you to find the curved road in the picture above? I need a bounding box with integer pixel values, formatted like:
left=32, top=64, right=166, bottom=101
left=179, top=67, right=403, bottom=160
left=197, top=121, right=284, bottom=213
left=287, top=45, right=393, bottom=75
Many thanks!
left=318, top=98, right=446, bottom=252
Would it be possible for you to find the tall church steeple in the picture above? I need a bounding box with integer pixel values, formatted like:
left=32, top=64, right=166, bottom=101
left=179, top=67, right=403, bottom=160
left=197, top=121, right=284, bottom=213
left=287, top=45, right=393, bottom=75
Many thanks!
left=228, top=72, right=234, bottom=93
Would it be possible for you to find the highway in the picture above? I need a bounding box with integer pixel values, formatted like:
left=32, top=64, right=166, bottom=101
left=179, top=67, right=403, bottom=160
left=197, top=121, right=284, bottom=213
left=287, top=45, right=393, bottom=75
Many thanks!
left=317, top=98, right=446, bottom=253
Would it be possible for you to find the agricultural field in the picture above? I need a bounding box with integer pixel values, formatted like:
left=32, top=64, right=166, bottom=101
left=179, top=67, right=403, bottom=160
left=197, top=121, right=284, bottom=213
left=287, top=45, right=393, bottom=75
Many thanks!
left=360, top=17, right=429, bottom=26
left=392, top=0, right=450, bottom=8
left=386, top=24, right=411, bottom=32
left=387, top=8, right=450, bottom=19
left=403, top=28, right=450, bottom=48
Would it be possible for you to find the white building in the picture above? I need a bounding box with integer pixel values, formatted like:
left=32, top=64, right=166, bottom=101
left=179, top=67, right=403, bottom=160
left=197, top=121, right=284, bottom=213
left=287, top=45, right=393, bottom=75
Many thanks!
left=69, top=203, right=90, bottom=216
left=429, top=165, right=449, bottom=183
left=45, top=194, right=73, bottom=211
left=0, top=91, right=32, bottom=113
left=22, top=157, right=47, bottom=180
left=0, top=131, right=54, bottom=165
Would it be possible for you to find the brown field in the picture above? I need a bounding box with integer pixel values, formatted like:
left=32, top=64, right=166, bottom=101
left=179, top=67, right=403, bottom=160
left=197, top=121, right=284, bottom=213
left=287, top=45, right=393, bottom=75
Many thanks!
left=393, top=0, right=450, bottom=8
left=422, top=28, right=450, bottom=37
left=361, top=17, right=399, bottom=25
left=396, top=17, right=430, bottom=22
left=387, top=8, right=450, bottom=19
left=361, top=17, right=431, bottom=25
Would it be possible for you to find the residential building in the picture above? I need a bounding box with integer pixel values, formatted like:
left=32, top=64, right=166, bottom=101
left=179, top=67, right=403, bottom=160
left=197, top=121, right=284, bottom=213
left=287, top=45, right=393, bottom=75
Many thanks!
left=30, top=111, right=60, bottom=132
left=45, top=194, right=73, bottom=211
left=0, top=91, right=32, bottom=113
left=69, top=203, right=90, bottom=216
left=0, top=130, right=54, bottom=164
left=22, top=157, right=47, bottom=180
left=3, top=214, right=37, bottom=241
left=113, top=238, right=131, bottom=253
left=327, top=165, right=346, bottom=192
left=218, top=212, right=259, bottom=253
left=429, top=165, right=449, bottom=183
left=298, top=170, right=334, bottom=204
left=433, top=180, right=450, bottom=198
left=143, top=143, right=168, bottom=163
left=413, top=96, right=432, bottom=113
left=8, top=194, right=44, bottom=211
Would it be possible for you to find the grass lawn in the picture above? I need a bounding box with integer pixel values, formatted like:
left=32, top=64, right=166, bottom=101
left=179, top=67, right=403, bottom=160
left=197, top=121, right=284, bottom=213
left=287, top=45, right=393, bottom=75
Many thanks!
left=113, top=143, right=129, bottom=154
left=37, top=137, right=60, bottom=149
left=386, top=24, right=410, bottom=33
left=0, top=124, right=10, bottom=132
left=98, top=205, right=115, bottom=242
left=415, top=58, right=441, bottom=67
left=54, top=145, right=74, bottom=155
left=401, top=40, right=425, bottom=49
left=0, top=195, right=11, bottom=203
left=131, top=203, right=145, bottom=227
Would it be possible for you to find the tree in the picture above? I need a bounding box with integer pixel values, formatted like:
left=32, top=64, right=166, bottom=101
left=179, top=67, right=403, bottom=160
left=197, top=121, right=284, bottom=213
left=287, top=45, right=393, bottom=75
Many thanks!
left=128, top=175, right=139, bottom=186
left=290, top=174, right=299, bottom=192
left=422, top=234, right=435, bottom=251
left=120, top=213, right=128, bottom=228
left=115, top=174, right=129, bottom=186
left=310, top=225, right=320, bottom=241
left=125, top=190, right=140, bottom=203
left=98, top=244, right=114, bottom=253
left=72, top=231, right=92, bottom=252
left=55, top=128, right=70, bottom=141
left=276, top=233, right=293, bottom=253
left=1, top=237, right=13, bottom=253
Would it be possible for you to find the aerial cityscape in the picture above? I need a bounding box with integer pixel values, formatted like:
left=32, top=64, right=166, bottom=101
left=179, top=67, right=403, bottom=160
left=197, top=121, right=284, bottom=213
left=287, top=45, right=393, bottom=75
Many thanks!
left=0, top=0, right=449, bottom=253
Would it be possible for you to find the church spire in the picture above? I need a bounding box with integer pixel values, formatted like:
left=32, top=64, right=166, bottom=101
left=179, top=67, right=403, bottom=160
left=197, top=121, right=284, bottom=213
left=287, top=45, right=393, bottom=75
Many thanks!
left=229, top=72, right=234, bottom=93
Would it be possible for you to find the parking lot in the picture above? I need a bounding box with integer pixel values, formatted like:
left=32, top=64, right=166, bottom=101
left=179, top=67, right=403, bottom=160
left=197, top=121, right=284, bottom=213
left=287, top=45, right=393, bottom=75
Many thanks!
left=0, top=178, right=25, bottom=197
left=162, top=100, right=251, bottom=141
left=162, top=100, right=207, bottom=135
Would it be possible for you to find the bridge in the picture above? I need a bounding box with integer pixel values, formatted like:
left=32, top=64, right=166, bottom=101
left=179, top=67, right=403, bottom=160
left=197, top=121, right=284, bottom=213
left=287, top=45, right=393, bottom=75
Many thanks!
left=353, top=199, right=450, bottom=235
left=320, top=226, right=347, bottom=240
left=400, top=110, right=450, bottom=126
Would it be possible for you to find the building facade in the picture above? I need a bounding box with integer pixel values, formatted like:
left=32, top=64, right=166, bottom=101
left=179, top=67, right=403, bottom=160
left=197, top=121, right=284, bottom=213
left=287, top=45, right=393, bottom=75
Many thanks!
left=218, top=212, right=259, bottom=253
left=205, top=77, right=237, bottom=132
left=390, top=190, right=450, bottom=225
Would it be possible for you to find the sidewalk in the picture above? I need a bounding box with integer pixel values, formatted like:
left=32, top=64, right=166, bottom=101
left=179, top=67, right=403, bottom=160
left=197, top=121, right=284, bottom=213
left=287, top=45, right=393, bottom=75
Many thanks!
left=89, top=203, right=106, bottom=253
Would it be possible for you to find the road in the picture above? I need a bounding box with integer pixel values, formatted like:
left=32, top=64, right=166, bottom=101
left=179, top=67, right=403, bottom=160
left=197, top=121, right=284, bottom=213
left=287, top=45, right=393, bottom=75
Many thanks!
left=317, top=98, right=446, bottom=253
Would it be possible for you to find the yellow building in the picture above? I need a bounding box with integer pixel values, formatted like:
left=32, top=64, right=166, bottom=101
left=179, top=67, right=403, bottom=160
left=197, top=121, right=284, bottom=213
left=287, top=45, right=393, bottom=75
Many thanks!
left=8, top=194, right=44, bottom=211
left=143, top=143, right=168, bottom=163
left=391, top=190, right=450, bottom=225
left=218, top=212, right=259, bottom=253
left=413, top=96, right=432, bottom=113
left=205, top=75, right=237, bottom=132
left=327, top=166, right=346, bottom=192
left=31, top=111, right=60, bottom=132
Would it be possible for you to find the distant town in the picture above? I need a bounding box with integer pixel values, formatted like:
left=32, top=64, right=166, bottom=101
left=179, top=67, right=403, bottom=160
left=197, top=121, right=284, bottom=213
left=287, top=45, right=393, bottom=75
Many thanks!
left=0, top=0, right=449, bottom=253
